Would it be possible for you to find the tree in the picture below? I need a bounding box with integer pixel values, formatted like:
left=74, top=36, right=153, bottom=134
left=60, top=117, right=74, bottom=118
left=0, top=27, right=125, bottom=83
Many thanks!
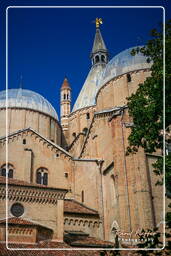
left=127, top=20, right=171, bottom=154
left=126, top=20, right=171, bottom=254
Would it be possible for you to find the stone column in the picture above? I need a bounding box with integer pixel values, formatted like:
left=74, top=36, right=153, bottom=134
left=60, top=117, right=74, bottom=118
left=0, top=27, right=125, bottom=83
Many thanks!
left=52, top=200, right=64, bottom=242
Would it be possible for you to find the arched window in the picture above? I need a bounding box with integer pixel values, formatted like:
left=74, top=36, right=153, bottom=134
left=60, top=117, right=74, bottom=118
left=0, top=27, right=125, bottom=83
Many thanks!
left=127, top=73, right=131, bottom=82
left=36, top=168, right=48, bottom=185
left=64, top=94, right=66, bottom=100
left=101, top=55, right=105, bottom=62
left=82, top=127, right=88, bottom=135
left=8, top=169, right=13, bottom=178
left=0, top=164, right=14, bottom=178
left=81, top=190, right=84, bottom=203
left=72, top=132, right=76, bottom=138
left=95, top=55, right=100, bottom=63
left=86, top=113, right=90, bottom=119
left=1, top=168, right=6, bottom=176
left=67, top=94, right=69, bottom=100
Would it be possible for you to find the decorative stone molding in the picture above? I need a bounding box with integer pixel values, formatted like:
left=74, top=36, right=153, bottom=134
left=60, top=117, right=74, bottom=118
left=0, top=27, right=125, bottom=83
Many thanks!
left=0, top=185, right=67, bottom=204
left=64, top=217, right=102, bottom=228
left=0, top=127, right=72, bottom=159
left=8, top=228, right=33, bottom=236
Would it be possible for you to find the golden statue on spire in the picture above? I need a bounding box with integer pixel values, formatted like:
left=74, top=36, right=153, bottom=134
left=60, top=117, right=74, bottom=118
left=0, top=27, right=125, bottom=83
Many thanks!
left=96, top=18, right=103, bottom=28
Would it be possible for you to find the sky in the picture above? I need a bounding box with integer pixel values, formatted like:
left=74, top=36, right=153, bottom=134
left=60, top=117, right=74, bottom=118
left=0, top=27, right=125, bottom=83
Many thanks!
left=0, top=0, right=170, bottom=117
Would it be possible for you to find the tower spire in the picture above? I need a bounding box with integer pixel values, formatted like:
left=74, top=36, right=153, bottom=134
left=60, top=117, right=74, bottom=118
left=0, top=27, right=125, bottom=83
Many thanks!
left=90, top=18, right=108, bottom=66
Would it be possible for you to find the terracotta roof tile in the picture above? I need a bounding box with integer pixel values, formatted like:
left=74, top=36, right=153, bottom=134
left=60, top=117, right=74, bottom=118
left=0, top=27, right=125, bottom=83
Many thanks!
left=64, top=199, right=99, bottom=216
left=0, top=217, right=36, bottom=226
left=0, top=242, right=102, bottom=255
left=70, top=237, right=114, bottom=248
left=0, top=176, right=32, bottom=186
left=0, top=217, right=52, bottom=230
left=61, top=78, right=71, bottom=90
left=0, top=176, right=67, bottom=192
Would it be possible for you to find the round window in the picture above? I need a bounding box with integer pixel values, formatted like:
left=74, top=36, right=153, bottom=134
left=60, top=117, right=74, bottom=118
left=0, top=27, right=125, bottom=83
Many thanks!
left=11, top=203, right=24, bottom=217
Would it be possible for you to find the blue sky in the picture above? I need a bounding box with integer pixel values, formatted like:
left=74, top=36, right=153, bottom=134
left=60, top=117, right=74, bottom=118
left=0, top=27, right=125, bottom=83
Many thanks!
left=0, top=0, right=170, bottom=117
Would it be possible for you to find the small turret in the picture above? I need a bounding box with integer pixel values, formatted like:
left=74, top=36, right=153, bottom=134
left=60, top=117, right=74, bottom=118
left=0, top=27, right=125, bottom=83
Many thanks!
left=60, top=77, right=71, bottom=134
left=72, top=18, right=109, bottom=112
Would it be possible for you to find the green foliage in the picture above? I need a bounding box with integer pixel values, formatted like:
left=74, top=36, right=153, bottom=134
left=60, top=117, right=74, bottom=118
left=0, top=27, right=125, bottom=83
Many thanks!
left=127, top=20, right=171, bottom=154
left=101, top=19, right=171, bottom=256
left=136, top=228, right=163, bottom=256
left=153, top=154, right=171, bottom=194
left=126, top=20, right=171, bottom=255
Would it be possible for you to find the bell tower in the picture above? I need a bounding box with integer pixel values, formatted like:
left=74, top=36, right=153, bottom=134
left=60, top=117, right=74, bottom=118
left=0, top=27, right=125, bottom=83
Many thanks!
left=90, top=18, right=109, bottom=67
left=60, top=77, right=71, bottom=137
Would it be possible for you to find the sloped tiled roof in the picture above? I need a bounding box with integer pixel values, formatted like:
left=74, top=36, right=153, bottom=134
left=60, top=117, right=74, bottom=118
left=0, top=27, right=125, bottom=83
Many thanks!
left=70, top=236, right=114, bottom=248
left=64, top=199, right=99, bottom=216
left=0, top=242, right=102, bottom=255
left=0, top=217, right=52, bottom=231
left=0, top=217, right=36, bottom=226
left=61, top=78, right=71, bottom=90
left=0, top=176, right=68, bottom=192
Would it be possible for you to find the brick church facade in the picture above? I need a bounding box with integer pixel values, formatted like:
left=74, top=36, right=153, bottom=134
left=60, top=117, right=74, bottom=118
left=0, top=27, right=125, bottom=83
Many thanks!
left=0, top=20, right=163, bottom=251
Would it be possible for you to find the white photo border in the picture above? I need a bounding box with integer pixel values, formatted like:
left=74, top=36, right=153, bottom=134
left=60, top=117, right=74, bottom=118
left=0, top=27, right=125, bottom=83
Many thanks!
left=5, top=5, right=165, bottom=251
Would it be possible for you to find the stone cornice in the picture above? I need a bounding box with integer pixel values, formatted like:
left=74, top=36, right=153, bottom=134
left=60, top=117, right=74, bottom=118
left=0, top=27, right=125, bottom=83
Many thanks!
left=73, top=158, right=103, bottom=164
left=0, top=183, right=68, bottom=204
left=95, top=105, right=127, bottom=121
left=64, top=217, right=102, bottom=228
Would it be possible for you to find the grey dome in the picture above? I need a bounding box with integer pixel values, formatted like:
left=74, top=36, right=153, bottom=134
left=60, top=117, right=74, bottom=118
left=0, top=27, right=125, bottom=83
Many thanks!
left=0, top=89, right=58, bottom=120
left=72, top=46, right=151, bottom=112
left=101, top=46, right=152, bottom=86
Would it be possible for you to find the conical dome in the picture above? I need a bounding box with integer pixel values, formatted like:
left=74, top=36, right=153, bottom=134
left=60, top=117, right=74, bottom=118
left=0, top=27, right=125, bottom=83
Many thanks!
left=91, top=28, right=107, bottom=54
left=61, top=78, right=71, bottom=90
left=72, top=27, right=108, bottom=112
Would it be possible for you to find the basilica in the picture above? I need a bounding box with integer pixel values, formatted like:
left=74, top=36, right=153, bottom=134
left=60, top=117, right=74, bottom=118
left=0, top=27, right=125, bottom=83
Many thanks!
left=0, top=19, right=163, bottom=252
